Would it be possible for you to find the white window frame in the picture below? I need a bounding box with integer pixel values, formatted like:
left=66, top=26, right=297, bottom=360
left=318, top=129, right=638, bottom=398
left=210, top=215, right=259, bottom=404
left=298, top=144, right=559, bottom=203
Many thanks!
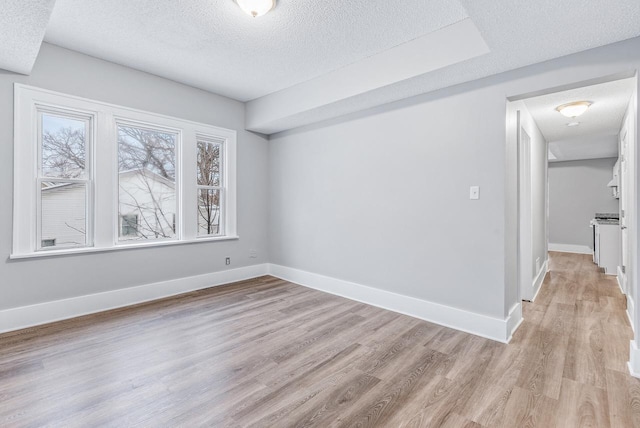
left=36, top=106, right=95, bottom=251
left=12, top=84, right=238, bottom=259
left=114, top=118, right=182, bottom=245
left=196, top=136, right=225, bottom=238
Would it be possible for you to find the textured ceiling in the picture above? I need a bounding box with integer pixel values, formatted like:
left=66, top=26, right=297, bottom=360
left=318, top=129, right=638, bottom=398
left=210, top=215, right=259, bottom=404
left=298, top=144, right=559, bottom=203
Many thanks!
left=548, top=135, right=619, bottom=163
left=44, top=0, right=468, bottom=101
left=0, top=0, right=56, bottom=74
left=523, top=78, right=635, bottom=142
left=247, top=19, right=489, bottom=127
left=247, top=0, right=640, bottom=133
left=3, top=0, right=639, bottom=134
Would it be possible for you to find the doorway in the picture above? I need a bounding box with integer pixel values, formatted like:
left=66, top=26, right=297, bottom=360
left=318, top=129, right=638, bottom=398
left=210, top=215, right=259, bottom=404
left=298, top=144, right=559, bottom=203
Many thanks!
left=507, top=73, right=638, bottom=324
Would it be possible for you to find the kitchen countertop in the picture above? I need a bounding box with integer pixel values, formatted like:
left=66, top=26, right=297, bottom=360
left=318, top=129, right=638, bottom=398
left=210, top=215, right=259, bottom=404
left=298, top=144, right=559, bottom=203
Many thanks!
left=595, top=219, right=620, bottom=225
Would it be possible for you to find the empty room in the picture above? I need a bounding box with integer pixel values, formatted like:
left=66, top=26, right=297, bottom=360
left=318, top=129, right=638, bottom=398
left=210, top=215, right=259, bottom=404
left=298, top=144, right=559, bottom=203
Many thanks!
left=2, top=1, right=640, bottom=426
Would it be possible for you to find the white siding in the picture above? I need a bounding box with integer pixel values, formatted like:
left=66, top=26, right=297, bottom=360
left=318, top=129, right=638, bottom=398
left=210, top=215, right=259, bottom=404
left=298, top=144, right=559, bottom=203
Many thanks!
left=41, top=183, right=86, bottom=248
left=118, top=171, right=176, bottom=241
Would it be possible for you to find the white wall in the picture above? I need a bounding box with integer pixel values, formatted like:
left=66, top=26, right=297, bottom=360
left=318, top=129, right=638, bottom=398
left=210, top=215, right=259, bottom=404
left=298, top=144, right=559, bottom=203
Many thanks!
left=0, top=43, right=269, bottom=310
left=548, top=158, right=619, bottom=249
left=270, top=37, right=640, bottom=329
left=270, top=85, right=507, bottom=319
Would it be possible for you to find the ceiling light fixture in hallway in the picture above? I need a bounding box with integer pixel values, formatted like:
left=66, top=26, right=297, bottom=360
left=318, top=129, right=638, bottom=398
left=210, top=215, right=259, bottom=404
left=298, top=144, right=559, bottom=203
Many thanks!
left=234, top=0, right=276, bottom=17
left=556, top=101, right=592, bottom=118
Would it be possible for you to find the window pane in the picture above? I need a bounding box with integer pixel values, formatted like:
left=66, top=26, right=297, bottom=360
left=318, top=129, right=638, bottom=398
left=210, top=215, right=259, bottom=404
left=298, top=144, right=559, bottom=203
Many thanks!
left=118, top=125, right=177, bottom=241
left=41, top=182, right=87, bottom=248
left=41, top=113, right=87, bottom=179
left=197, top=141, right=221, bottom=186
left=121, top=214, right=138, bottom=237
left=198, top=189, right=221, bottom=236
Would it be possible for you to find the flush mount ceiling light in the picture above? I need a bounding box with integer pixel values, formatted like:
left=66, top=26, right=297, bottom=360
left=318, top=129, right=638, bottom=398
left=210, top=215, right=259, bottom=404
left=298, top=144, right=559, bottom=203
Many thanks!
left=555, top=101, right=592, bottom=118
left=234, top=0, right=276, bottom=17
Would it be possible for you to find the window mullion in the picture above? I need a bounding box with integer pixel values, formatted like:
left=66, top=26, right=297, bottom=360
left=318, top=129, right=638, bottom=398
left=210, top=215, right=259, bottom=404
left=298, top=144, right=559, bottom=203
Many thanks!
left=182, top=128, right=198, bottom=241
left=94, top=111, right=115, bottom=248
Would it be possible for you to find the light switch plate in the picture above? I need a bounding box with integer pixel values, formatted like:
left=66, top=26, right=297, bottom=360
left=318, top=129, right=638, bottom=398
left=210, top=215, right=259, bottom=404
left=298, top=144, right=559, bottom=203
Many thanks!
left=470, top=186, right=480, bottom=200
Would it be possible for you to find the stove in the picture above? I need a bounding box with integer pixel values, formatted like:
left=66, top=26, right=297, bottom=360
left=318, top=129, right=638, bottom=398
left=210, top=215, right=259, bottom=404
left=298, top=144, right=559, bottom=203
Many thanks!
left=591, top=213, right=620, bottom=265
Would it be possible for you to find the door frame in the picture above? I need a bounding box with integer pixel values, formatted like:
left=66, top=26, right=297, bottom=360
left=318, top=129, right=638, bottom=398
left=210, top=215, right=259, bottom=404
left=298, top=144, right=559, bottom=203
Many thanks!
left=518, top=121, right=534, bottom=301
left=620, top=126, right=629, bottom=295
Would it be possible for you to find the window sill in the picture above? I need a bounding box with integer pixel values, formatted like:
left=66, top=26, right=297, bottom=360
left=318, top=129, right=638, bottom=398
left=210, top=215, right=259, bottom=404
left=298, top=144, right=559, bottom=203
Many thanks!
left=10, top=235, right=240, bottom=260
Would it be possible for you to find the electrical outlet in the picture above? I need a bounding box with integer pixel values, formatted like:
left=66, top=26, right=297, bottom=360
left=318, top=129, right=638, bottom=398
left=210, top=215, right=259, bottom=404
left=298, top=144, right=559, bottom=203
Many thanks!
left=249, top=249, right=258, bottom=259
left=225, top=257, right=231, bottom=265
left=469, top=186, right=480, bottom=200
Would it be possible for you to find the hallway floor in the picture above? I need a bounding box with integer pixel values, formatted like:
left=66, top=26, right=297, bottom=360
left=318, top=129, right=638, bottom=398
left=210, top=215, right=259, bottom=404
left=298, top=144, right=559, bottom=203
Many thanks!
left=510, top=251, right=639, bottom=427
left=1, top=252, right=639, bottom=426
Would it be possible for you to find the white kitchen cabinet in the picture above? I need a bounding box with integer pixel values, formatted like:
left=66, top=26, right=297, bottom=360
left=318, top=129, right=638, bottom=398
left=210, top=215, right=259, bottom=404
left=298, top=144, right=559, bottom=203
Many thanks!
left=607, top=160, right=620, bottom=199
left=594, top=222, right=620, bottom=275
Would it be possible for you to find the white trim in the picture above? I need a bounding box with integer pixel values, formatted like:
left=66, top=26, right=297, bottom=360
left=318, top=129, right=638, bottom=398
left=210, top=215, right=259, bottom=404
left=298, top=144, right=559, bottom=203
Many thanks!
left=617, top=267, right=625, bottom=294
left=548, top=243, right=593, bottom=254
left=1, top=262, right=525, bottom=343
left=518, top=123, right=533, bottom=301
left=267, top=263, right=518, bottom=343
left=13, top=84, right=236, bottom=132
left=530, top=259, right=548, bottom=302
left=0, top=264, right=268, bottom=334
left=629, top=340, right=640, bottom=378
left=9, top=235, right=240, bottom=260
left=628, top=293, right=635, bottom=333
left=615, top=268, right=633, bottom=331
left=505, top=302, right=523, bottom=343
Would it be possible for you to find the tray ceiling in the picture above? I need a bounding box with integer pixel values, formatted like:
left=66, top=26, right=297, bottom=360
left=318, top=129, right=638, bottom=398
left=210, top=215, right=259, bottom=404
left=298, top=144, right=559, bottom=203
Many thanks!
left=1, top=0, right=639, bottom=134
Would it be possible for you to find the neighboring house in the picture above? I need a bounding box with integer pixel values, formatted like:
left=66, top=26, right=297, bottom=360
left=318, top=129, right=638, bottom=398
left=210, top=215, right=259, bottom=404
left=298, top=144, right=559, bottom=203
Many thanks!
left=41, top=182, right=87, bottom=248
left=117, top=169, right=176, bottom=241
left=41, top=168, right=177, bottom=248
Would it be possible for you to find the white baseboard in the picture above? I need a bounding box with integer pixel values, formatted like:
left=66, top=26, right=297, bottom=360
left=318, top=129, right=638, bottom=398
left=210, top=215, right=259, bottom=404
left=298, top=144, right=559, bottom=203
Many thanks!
left=267, top=263, right=518, bottom=343
left=0, top=261, right=525, bottom=344
left=505, top=302, right=523, bottom=343
left=530, top=259, right=548, bottom=302
left=548, top=243, right=592, bottom=255
left=629, top=340, right=640, bottom=378
left=615, top=268, right=633, bottom=331
left=628, top=294, right=635, bottom=333
left=617, top=267, right=625, bottom=294
left=0, top=264, right=269, bottom=334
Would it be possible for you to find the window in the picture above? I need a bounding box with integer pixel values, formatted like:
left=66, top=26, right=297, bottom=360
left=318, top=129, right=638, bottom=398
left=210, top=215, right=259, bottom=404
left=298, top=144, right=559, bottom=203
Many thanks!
left=13, top=85, right=237, bottom=258
left=117, top=124, right=177, bottom=242
left=41, top=239, right=56, bottom=247
left=197, top=138, right=223, bottom=236
left=121, top=214, right=139, bottom=237
left=38, top=110, right=92, bottom=250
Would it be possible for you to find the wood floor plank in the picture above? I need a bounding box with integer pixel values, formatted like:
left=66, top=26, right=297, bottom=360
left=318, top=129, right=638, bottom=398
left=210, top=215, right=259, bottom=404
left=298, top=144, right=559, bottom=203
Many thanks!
left=605, top=368, right=640, bottom=428
left=515, top=328, right=567, bottom=400
left=329, top=348, right=450, bottom=427
left=563, top=322, right=607, bottom=389
left=556, top=377, right=611, bottom=428
left=496, top=386, right=557, bottom=428
left=0, top=251, right=638, bottom=427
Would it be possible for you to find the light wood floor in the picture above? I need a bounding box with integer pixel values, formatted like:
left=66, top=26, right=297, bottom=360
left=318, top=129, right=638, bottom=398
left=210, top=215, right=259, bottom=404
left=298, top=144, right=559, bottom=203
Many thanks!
left=1, top=252, right=640, bottom=427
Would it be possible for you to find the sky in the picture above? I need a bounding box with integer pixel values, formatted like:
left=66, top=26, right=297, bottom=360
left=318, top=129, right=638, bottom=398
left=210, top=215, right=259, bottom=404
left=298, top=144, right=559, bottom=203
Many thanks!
left=42, top=113, right=86, bottom=135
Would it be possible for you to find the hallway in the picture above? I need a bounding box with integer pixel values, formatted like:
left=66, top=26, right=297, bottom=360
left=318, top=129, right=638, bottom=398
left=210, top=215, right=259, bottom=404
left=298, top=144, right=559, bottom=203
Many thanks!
left=511, top=251, right=639, bottom=426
